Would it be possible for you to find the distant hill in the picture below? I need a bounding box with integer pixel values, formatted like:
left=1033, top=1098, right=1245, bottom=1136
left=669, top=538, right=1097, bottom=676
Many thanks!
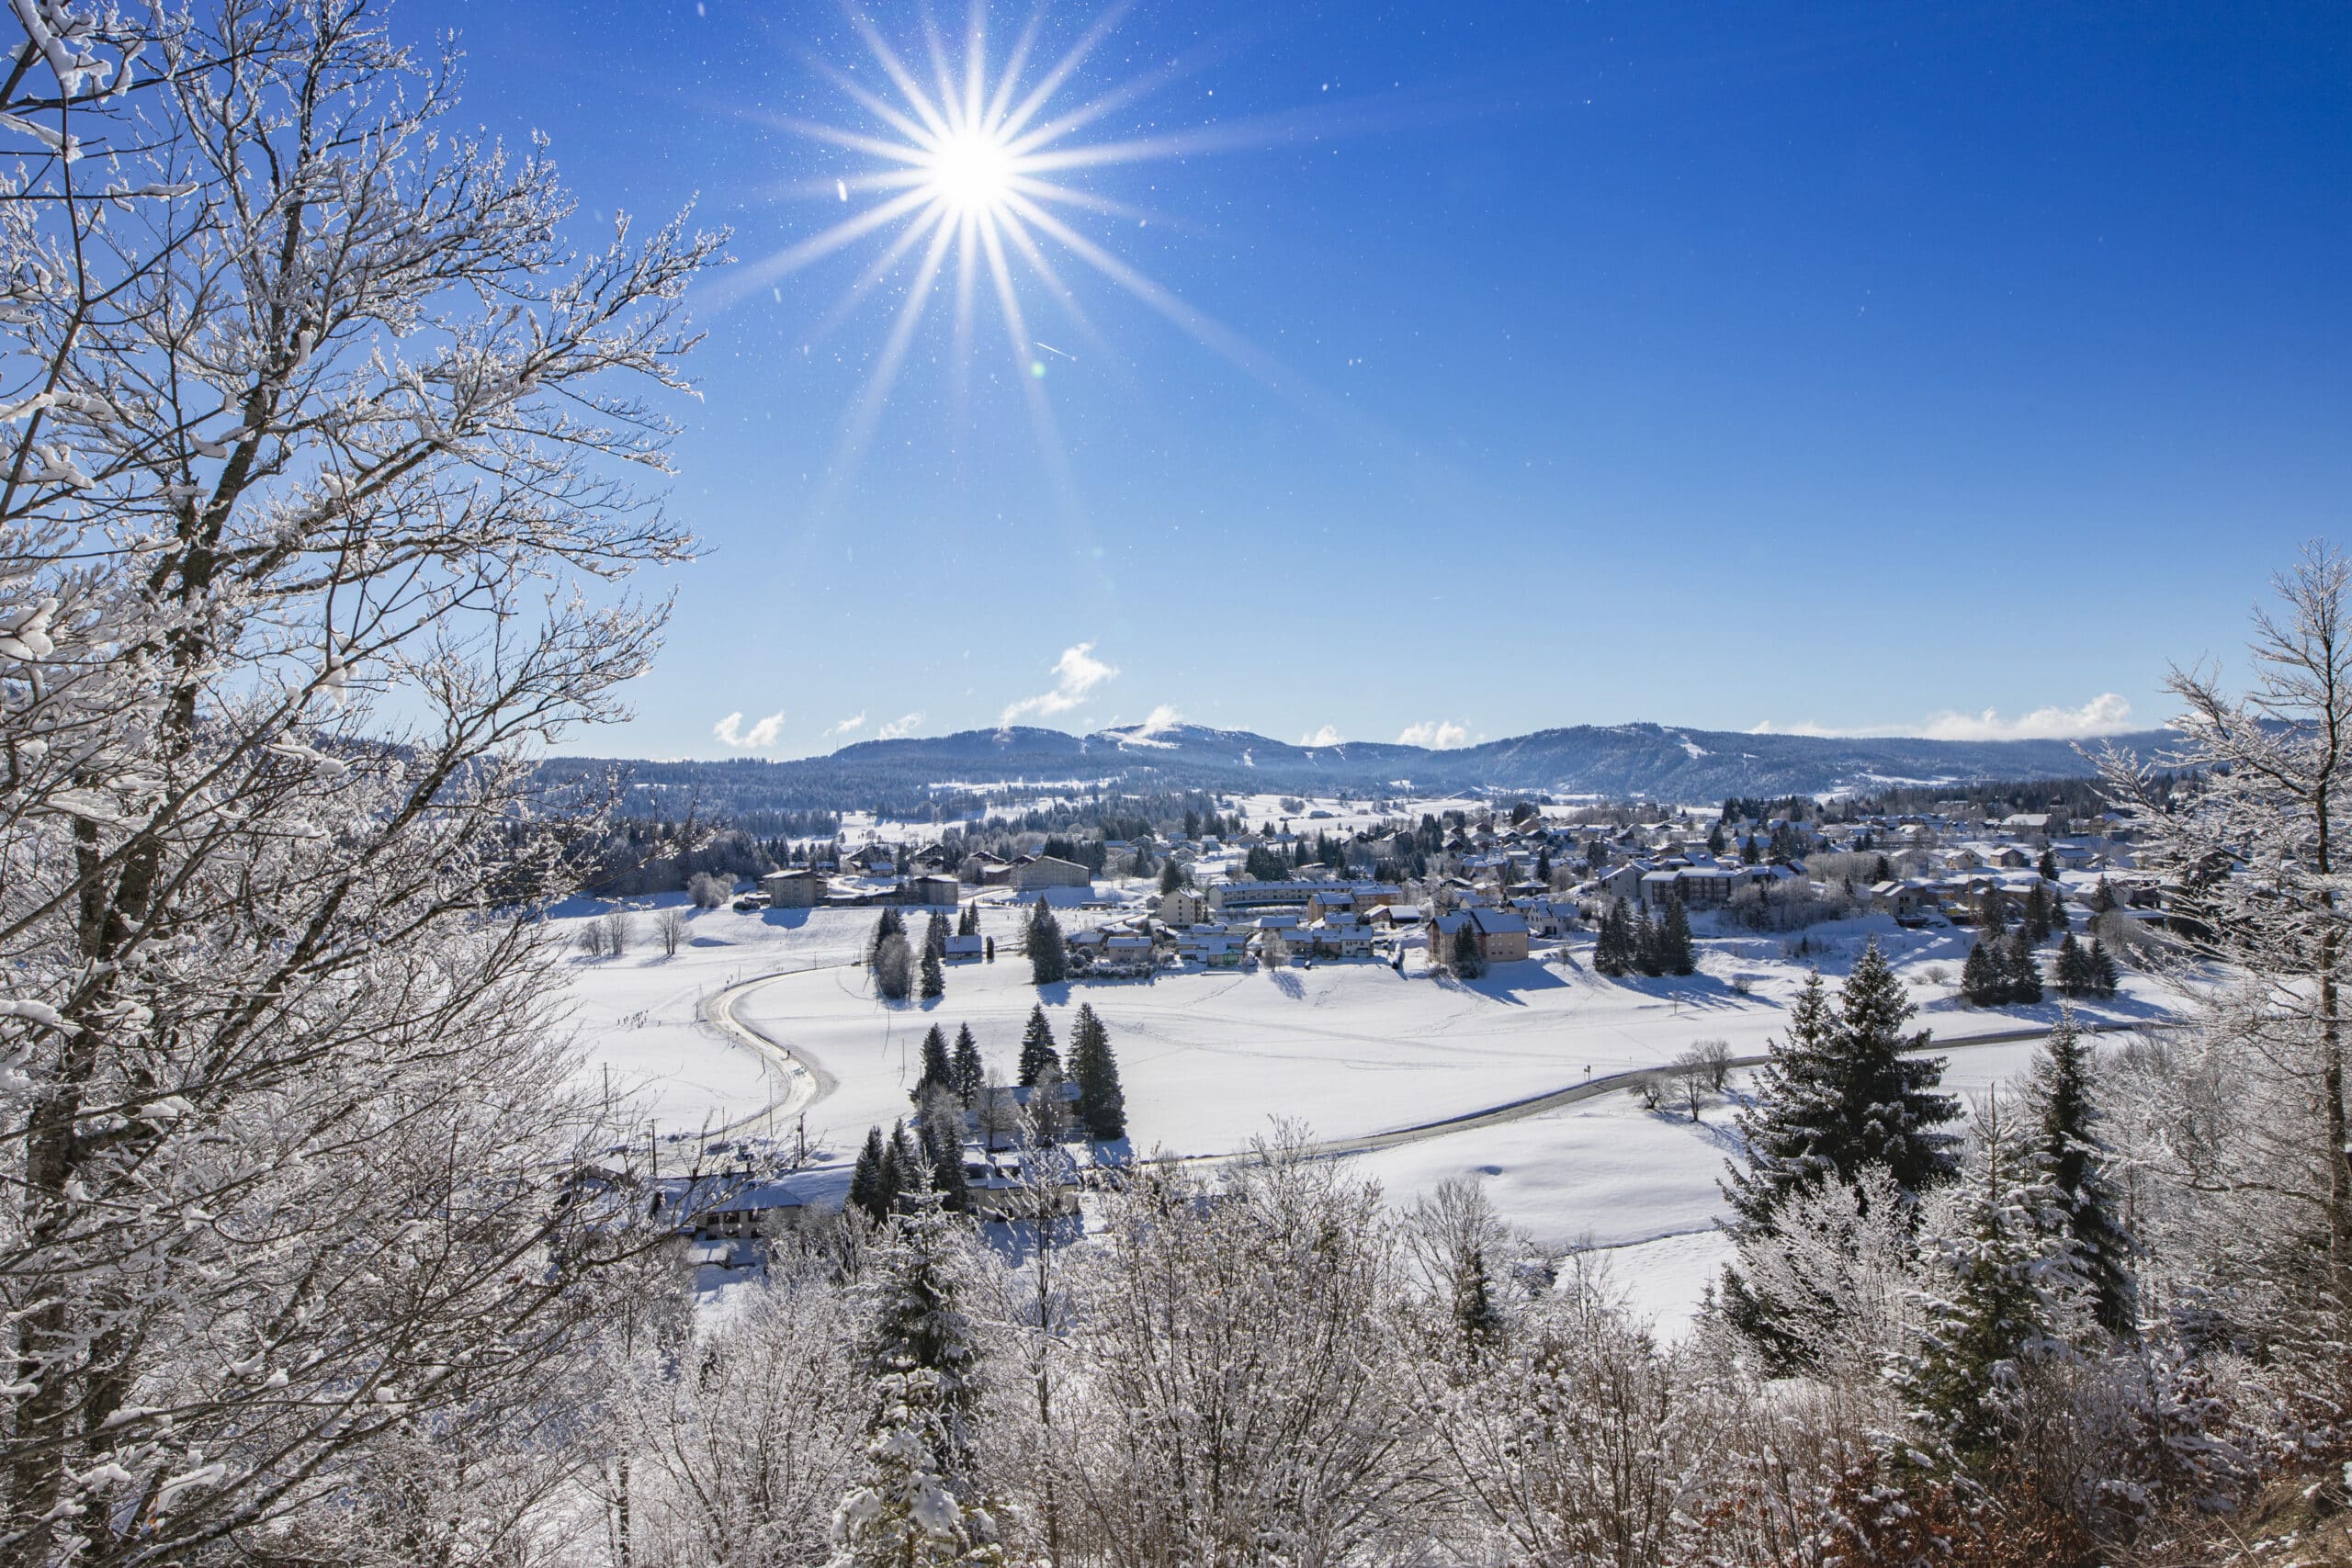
left=544, top=720, right=2177, bottom=818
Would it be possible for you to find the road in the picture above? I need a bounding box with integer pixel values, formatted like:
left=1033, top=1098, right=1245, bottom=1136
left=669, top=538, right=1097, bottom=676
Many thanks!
left=697, top=966, right=842, bottom=1141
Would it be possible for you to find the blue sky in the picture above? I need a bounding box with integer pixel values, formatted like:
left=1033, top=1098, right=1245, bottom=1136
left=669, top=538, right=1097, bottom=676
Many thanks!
left=411, top=0, right=2350, bottom=758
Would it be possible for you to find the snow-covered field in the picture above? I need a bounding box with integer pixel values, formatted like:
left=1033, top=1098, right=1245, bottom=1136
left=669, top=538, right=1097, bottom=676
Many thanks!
left=559, top=889, right=2178, bottom=1329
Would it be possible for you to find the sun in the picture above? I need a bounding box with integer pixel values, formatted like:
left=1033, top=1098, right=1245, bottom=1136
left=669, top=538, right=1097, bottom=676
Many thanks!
left=722, top=4, right=1310, bottom=506
left=922, top=126, right=1018, bottom=217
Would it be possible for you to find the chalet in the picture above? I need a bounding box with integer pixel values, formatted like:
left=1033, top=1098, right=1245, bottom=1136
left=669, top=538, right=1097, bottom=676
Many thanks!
left=943, top=933, right=984, bottom=962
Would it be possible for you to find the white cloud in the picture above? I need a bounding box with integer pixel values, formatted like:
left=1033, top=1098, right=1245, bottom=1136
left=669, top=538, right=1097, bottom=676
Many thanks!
left=712, top=710, right=784, bottom=749
left=1396, top=719, right=1470, bottom=750
left=1000, top=642, right=1119, bottom=726
left=876, top=711, right=925, bottom=740
left=1137, top=703, right=1184, bottom=736
left=1749, top=694, right=2137, bottom=742
left=1299, top=724, right=1343, bottom=747
left=827, top=712, right=866, bottom=736
left=1918, top=693, right=2135, bottom=742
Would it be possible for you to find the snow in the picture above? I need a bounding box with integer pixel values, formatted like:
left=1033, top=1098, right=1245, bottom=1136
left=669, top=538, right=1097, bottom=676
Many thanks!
left=557, top=886, right=2182, bottom=1326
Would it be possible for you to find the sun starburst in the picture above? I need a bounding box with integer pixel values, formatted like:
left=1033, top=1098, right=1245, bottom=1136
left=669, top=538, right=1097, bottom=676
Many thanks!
left=712, top=4, right=1295, bottom=507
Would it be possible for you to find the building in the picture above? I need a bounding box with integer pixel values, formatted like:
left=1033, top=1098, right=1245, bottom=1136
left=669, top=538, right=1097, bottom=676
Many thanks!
left=759, top=868, right=824, bottom=908
left=1207, top=877, right=1387, bottom=913
left=1012, top=855, right=1092, bottom=892
left=1429, top=907, right=1531, bottom=964
left=901, top=874, right=962, bottom=907
left=1159, top=887, right=1209, bottom=925
left=943, top=932, right=984, bottom=962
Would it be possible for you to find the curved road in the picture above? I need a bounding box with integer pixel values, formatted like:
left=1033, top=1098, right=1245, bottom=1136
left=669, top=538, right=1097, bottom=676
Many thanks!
left=695, top=965, right=2173, bottom=1163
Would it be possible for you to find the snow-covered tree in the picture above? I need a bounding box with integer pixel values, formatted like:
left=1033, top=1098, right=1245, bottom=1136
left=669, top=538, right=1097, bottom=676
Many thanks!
left=952, top=1022, right=984, bottom=1108
left=0, top=0, right=719, bottom=1553
left=1024, top=897, right=1067, bottom=985
left=2027, top=1010, right=2136, bottom=1337
left=826, top=1371, right=1007, bottom=1568
left=1017, top=1004, right=1059, bottom=1088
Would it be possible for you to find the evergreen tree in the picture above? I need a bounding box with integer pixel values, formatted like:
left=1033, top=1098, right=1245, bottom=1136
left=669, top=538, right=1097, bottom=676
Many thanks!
left=1068, top=1003, right=1127, bottom=1140
left=915, top=1025, right=953, bottom=1100
left=1632, top=906, right=1663, bottom=977
left=885, top=1121, right=922, bottom=1214
left=2052, top=889, right=2072, bottom=931
left=1592, top=902, right=1632, bottom=977
left=1741, top=834, right=1761, bottom=865
left=1452, top=921, right=1487, bottom=980
left=1159, top=858, right=1185, bottom=896
left=826, top=1370, right=1008, bottom=1567
left=919, top=942, right=945, bottom=1000
left=918, top=1095, right=971, bottom=1214
left=849, top=1124, right=891, bottom=1223
left=2021, top=882, right=2052, bottom=943
left=1978, top=887, right=2008, bottom=941
left=1708, top=821, right=1727, bottom=855
left=869, top=905, right=905, bottom=963
left=1962, top=936, right=2006, bottom=1007
left=952, top=1023, right=984, bottom=1108
left=2053, top=932, right=2093, bottom=997
left=865, top=1201, right=989, bottom=1475
left=924, top=909, right=949, bottom=957
left=2089, top=937, right=2121, bottom=996
left=1017, top=1005, right=1061, bottom=1088
left=957, top=902, right=980, bottom=937
left=1896, top=1101, right=2080, bottom=1461
left=1028, top=1056, right=1072, bottom=1143
left=1723, top=947, right=1962, bottom=1363
left=2088, top=876, right=2119, bottom=914
left=2038, top=846, right=2058, bottom=881
left=1660, top=896, right=1696, bottom=976
left=2027, top=1010, right=2135, bottom=1337
left=1025, top=897, right=1069, bottom=986
left=2001, top=934, right=2044, bottom=1005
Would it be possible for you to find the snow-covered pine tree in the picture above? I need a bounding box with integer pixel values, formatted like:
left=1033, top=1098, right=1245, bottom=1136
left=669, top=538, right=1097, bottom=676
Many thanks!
left=1026, top=898, right=1068, bottom=986
left=953, top=1024, right=985, bottom=1108
left=865, top=1201, right=988, bottom=1474
left=1068, top=1003, right=1127, bottom=1141
left=1723, top=945, right=1961, bottom=1363
left=825, top=1371, right=1007, bottom=1568
left=1018, top=1006, right=1061, bottom=1088
left=2027, top=1010, right=2135, bottom=1337
left=925, top=909, right=950, bottom=957
left=1896, top=1098, right=2085, bottom=1462
left=920, top=942, right=946, bottom=1000
left=957, top=902, right=981, bottom=937
left=1159, top=859, right=1186, bottom=896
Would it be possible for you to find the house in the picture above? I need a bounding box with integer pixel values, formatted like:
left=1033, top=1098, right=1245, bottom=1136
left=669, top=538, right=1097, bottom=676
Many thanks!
left=759, top=868, right=825, bottom=908
left=1288, top=918, right=1381, bottom=959
left=1012, top=855, right=1091, bottom=892
left=1429, top=907, right=1532, bottom=964
left=846, top=843, right=897, bottom=875
left=1869, top=880, right=1929, bottom=924
left=943, top=932, right=984, bottom=962
left=1171, top=924, right=1245, bottom=967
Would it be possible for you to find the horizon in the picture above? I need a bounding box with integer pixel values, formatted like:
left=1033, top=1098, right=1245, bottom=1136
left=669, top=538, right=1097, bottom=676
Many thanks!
left=405, top=0, right=2348, bottom=760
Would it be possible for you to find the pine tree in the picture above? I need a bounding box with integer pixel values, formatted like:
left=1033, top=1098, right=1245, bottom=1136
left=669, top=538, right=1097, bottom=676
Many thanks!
left=925, top=909, right=949, bottom=957
left=2001, top=934, right=2043, bottom=1004
left=865, top=1201, right=989, bottom=1474
left=1896, top=1100, right=2080, bottom=1461
left=2039, top=846, right=2058, bottom=881
left=2088, top=876, right=2118, bottom=914
left=1025, top=897, right=1068, bottom=986
left=1453, top=921, right=1487, bottom=979
left=1962, top=936, right=2005, bottom=1007
left=885, top=1121, right=922, bottom=1214
left=916, top=1025, right=953, bottom=1100
left=1978, top=887, right=2009, bottom=941
left=2027, top=1010, right=2135, bottom=1337
left=1018, top=1005, right=1060, bottom=1088
left=1593, top=901, right=1632, bottom=977
left=2053, top=932, right=2092, bottom=997
left=919, top=942, right=945, bottom=1000
left=2022, top=882, right=2052, bottom=943
left=2089, top=937, right=2120, bottom=995
left=850, top=1124, right=891, bottom=1223
left=952, top=1023, right=984, bottom=1108
left=1724, top=946, right=1962, bottom=1361
left=919, top=1096, right=971, bottom=1214
left=1661, top=896, right=1696, bottom=976
left=826, top=1370, right=1008, bottom=1567
left=957, top=902, right=980, bottom=937
left=1633, top=906, right=1663, bottom=977
left=1068, top=1003, right=1127, bottom=1141
left=2051, top=889, right=2072, bottom=931
left=1159, top=859, right=1185, bottom=896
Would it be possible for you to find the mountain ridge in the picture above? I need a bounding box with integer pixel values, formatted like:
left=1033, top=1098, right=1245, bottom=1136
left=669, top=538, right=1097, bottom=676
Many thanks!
left=547, top=720, right=2178, bottom=815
